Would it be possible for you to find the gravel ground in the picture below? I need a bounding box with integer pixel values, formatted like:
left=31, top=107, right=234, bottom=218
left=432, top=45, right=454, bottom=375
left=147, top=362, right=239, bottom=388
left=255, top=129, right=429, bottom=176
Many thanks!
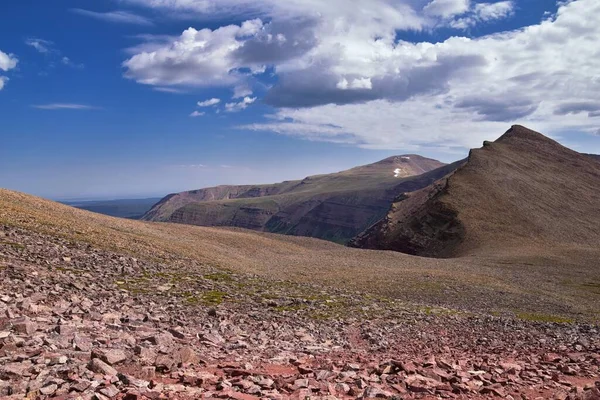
left=1, top=226, right=599, bottom=399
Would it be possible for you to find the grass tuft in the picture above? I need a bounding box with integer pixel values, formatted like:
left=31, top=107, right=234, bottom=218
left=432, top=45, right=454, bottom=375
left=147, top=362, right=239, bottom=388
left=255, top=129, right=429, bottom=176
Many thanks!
left=0, top=241, right=25, bottom=249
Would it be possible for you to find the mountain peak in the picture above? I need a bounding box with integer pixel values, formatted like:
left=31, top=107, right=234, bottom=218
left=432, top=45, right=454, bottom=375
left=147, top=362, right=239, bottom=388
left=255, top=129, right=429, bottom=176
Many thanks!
left=375, top=154, right=428, bottom=164
left=342, top=154, right=446, bottom=179
left=496, top=125, right=559, bottom=145
left=353, top=125, right=600, bottom=258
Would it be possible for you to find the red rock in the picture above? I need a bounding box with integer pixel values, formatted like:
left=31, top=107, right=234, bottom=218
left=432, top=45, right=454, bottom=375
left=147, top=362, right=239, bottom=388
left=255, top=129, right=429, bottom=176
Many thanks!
left=229, top=392, right=261, bottom=400
left=479, top=386, right=506, bottom=397
left=394, top=360, right=417, bottom=374
left=11, top=317, right=36, bottom=335
left=297, top=364, right=313, bottom=374
left=500, top=362, right=522, bottom=374
left=141, top=366, right=156, bottom=380
left=423, top=356, right=436, bottom=367
left=89, top=358, right=118, bottom=377
left=178, top=346, right=198, bottom=366
left=155, top=354, right=176, bottom=372
left=123, top=391, right=142, bottom=400
left=92, top=348, right=128, bottom=365
left=544, top=353, right=562, bottom=363
left=405, top=374, right=438, bottom=393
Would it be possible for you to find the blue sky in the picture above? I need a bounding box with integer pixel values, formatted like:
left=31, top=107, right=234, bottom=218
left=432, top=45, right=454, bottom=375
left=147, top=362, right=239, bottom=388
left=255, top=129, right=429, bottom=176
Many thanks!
left=1, top=0, right=599, bottom=199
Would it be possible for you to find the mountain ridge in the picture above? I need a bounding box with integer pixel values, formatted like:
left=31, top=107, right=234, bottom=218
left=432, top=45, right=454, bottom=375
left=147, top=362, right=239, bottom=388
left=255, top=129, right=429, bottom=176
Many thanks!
left=142, top=154, right=451, bottom=243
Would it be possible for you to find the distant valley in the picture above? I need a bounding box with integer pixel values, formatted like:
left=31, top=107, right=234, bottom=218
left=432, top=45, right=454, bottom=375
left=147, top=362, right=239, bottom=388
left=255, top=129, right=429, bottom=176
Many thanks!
left=62, top=198, right=162, bottom=220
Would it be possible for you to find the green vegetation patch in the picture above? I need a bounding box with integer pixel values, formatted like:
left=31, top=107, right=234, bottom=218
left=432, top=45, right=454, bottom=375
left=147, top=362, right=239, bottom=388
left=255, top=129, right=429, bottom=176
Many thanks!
left=184, top=290, right=227, bottom=306
left=0, top=241, right=25, bottom=249
left=202, top=290, right=227, bottom=305
left=204, top=272, right=234, bottom=282
left=516, top=312, right=574, bottom=324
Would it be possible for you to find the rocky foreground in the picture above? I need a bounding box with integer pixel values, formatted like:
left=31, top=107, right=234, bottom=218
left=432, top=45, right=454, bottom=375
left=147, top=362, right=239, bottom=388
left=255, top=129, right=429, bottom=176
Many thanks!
left=0, top=226, right=599, bottom=399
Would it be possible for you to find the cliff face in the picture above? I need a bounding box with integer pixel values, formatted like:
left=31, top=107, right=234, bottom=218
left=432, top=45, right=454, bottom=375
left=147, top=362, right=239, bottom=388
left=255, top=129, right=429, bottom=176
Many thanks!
left=142, top=155, right=452, bottom=243
left=351, top=126, right=600, bottom=257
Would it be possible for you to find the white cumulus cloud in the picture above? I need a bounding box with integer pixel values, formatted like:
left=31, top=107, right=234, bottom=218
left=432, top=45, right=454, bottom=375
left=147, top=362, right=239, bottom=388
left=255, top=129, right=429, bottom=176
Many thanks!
left=189, top=110, right=205, bottom=117
left=0, top=50, right=18, bottom=91
left=424, top=0, right=470, bottom=18
left=225, top=96, right=256, bottom=112
left=0, top=50, right=18, bottom=72
left=475, top=1, right=514, bottom=20
left=197, top=98, right=221, bottom=107
left=123, top=20, right=264, bottom=87
left=122, top=0, right=600, bottom=152
left=451, top=1, right=515, bottom=29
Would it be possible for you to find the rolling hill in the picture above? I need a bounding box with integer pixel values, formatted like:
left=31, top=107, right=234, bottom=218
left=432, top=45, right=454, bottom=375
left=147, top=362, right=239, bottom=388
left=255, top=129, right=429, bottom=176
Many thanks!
left=142, top=155, right=453, bottom=243
left=351, top=125, right=600, bottom=258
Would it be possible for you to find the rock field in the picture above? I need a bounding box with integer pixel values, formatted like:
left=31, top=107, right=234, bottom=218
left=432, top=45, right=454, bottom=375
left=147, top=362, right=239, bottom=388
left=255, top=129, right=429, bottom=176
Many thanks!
left=1, top=226, right=599, bottom=399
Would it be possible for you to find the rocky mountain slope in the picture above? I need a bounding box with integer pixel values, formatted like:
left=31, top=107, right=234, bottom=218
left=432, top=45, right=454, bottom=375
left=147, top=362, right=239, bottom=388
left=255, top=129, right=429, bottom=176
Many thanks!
left=142, top=155, right=450, bottom=243
left=351, top=125, right=600, bottom=258
left=1, top=199, right=599, bottom=399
